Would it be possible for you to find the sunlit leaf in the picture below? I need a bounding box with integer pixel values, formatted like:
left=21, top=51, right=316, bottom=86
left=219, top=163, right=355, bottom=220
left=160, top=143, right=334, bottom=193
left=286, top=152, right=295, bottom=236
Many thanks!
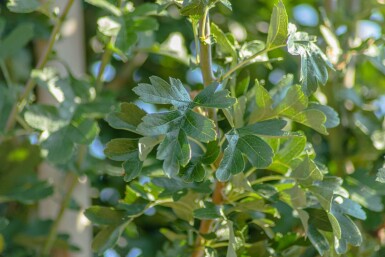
left=266, top=0, right=288, bottom=49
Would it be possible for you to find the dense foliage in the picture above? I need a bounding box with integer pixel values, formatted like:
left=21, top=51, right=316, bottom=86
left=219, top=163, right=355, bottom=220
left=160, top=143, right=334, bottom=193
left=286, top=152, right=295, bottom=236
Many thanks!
left=1, top=0, right=385, bottom=257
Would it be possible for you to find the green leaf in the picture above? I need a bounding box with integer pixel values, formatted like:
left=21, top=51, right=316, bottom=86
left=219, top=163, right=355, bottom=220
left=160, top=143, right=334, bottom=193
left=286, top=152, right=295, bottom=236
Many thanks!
left=216, top=133, right=244, bottom=182
left=202, top=141, right=220, bottom=164
left=216, top=130, right=274, bottom=181
left=266, top=0, right=288, bottom=49
left=307, top=224, right=330, bottom=256
left=85, top=0, right=121, bottom=16
left=122, top=151, right=143, bottom=182
left=0, top=218, right=8, bottom=231
left=180, top=0, right=205, bottom=16
left=287, top=25, right=333, bottom=96
left=275, top=85, right=327, bottom=134
left=227, top=221, right=237, bottom=257
left=330, top=196, right=365, bottom=254
left=41, top=128, right=75, bottom=164
left=92, top=222, right=129, bottom=254
left=138, top=136, right=163, bottom=161
left=307, top=103, right=339, bottom=128
left=211, top=23, right=237, bottom=62
left=239, top=40, right=267, bottom=63
left=0, top=23, right=34, bottom=60
left=183, top=110, right=216, bottom=142
left=24, top=104, right=68, bottom=132
left=194, top=202, right=221, bottom=219
left=84, top=206, right=127, bottom=226
left=218, top=0, right=232, bottom=10
left=105, top=103, right=146, bottom=133
left=104, top=138, right=138, bottom=161
left=291, top=156, right=323, bottom=187
left=193, top=82, right=236, bottom=108
left=237, top=135, right=273, bottom=168
left=134, top=76, right=191, bottom=108
left=67, top=119, right=99, bottom=145
left=268, top=134, right=306, bottom=173
left=7, top=0, right=40, bottom=13
left=157, top=130, right=191, bottom=176
left=180, top=161, right=206, bottom=182
left=97, top=16, right=121, bottom=36
left=249, top=80, right=274, bottom=122
left=376, top=168, right=385, bottom=183
left=238, top=119, right=287, bottom=137
left=137, top=110, right=183, bottom=136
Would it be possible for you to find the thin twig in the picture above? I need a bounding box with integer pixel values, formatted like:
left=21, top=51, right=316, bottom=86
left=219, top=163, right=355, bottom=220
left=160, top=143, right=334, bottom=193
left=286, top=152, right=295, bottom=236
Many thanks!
left=4, top=0, right=75, bottom=133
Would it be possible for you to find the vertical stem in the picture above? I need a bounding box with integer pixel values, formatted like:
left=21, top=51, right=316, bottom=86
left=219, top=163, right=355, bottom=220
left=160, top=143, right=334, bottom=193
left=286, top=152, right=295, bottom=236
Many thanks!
left=0, top=61, right=13, bottom=88
left=4, top=0, right=75, bottom=133
left=96, top=39, right=114, bottom=93
left=191, top=10, right=223, bottom=257
left=198, top=8, right=215, bottom=86
left=41, top=174, right=78, bottom=257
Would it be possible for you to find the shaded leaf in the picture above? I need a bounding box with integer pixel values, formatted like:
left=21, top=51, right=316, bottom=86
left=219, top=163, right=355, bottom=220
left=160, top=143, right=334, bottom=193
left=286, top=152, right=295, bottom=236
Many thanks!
left=84, top=206, right=127, bottom=226
left=193, top=82, right=236, bottom=108
left=122, top=151, right=143, bottom=182
left=287, top=25, right=333, bottom=95
left=180, top=162, right=206, bottom=182
left=105, top=102, right=146, bottom=133
left=194, top=202, right=221, bottom=220
left=7, top=0, right=40, bottom=13
left=157, top=130, right=191, bottom=176
left=0, top=23, right=34, bottom=60
left=92, top=222, right=128, bottom=254
left=104, top=138, right=138, bottom=161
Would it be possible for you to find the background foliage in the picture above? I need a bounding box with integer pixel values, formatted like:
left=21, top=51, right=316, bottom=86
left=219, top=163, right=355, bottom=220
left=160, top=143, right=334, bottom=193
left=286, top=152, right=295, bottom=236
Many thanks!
left=1, top=0, right=385, bottom=257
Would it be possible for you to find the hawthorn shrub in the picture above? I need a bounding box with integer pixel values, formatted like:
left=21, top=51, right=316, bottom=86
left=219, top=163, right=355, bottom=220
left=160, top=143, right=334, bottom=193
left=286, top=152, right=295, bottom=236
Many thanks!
left=1, top=0, right=385, bottom=257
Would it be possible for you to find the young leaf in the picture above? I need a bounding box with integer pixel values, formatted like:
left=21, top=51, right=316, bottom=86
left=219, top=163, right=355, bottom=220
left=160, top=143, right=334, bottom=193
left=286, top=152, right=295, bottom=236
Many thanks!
left=275, top=85, right=327, bottom=134
left=211, top=23, right=237, bottom=63
left=7, top=0, right=40, bottom=13
left=287, top=25, right=334, bottom=95
left=105, top=103, right=146, bottom=133
left=180, top=0, right=205, bottom=16
left=266, top=0, right=288, bottom=49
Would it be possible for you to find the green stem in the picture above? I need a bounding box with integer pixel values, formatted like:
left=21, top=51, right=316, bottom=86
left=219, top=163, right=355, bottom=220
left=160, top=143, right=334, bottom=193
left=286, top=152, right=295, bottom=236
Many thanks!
left=4, top=0, right=75, bottom=133
left=0, top=61, right=13, bottom=88
left=219, top=44, right=286, bottom=82
left=96, top=38, right=114, bottom=93
left=250, top=175, right=288, bottom=185
left=41, top=174, right=78, bottom=257
left=199, top=7, right=215, bottom=86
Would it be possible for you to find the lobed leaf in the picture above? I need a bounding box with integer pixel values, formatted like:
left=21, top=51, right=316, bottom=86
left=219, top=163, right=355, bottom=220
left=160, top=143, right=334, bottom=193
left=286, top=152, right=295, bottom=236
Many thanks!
left=287, top=26, right=334, bottom=96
